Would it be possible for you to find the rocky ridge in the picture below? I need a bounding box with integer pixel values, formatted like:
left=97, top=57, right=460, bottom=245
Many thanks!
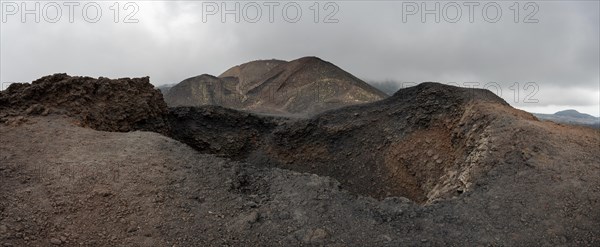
left=0, top=73, right=168, bottom=133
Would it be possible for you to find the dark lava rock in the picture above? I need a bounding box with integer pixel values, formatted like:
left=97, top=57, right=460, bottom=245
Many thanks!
left=0, top=73, right=168, bottom=133
left=167, top=106, right=282, bottom=160
left=166, top=82, right=538, bottom=204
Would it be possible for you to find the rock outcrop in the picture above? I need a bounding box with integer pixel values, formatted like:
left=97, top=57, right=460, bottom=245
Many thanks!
left=0, top=73, right=168, bottom=132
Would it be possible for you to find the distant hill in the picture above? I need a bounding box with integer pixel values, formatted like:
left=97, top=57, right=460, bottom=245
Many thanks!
left=554, top=109, right=597, bottom=119
left=534, top=109, right=599, bottom=128
left=156, top=83, right=176, bottom=94
left=163, top=57, right=387, bottom=116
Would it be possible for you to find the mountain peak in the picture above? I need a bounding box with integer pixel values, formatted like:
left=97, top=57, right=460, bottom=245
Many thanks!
left=165, top=57, right=387, bottom=116
left=219, top=59, right=286, bottom=78
left=296, top=56, right=326, bottom=62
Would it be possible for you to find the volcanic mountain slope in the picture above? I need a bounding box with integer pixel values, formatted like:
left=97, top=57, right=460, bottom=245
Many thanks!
left=162, top=74, right=242, bottom=108
left=171, top=83, right=514, bottom=202
left=250, top=83, right=522, bottom=203
left=170, top=82, right=599, bottom=205
left=218, top=59, right=287, bottom=92
left=1, top=74, right=598, bottom=246
left=2, top=115, right=419, bottom=246
left=167, top=82, right=600, bottom=244
left=164, top=57, right=387, bottom=116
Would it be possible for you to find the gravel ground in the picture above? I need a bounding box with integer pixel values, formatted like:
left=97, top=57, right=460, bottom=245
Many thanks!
left=0, top=115, right=598, bottom=246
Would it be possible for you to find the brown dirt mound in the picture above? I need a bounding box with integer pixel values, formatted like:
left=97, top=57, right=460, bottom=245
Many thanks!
left=0, top=73, right=168, bottom=132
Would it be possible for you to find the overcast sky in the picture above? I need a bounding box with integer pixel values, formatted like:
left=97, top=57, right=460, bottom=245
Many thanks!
left=1, top=1, right=598, bottom=116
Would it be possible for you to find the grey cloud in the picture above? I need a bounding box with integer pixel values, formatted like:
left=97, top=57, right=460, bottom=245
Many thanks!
left=0, top=1, right=598, bottom=115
